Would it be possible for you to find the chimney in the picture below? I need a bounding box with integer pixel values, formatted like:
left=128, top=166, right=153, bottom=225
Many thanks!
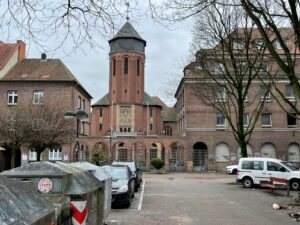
left=41, top=53, right=47, bottom=60
left=17, top=40, right=26, bottom=62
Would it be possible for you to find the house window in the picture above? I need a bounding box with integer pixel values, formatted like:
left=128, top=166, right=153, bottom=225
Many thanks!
left=214, top=63, right=225, bottom=74
left=29, top=150, right=37, bottom=161
left=216, top=113, right=226, bottom=127
left=7, top=90, right=18, bottom=105
left=78, top=96, right=81, bottom=109
left=286, top=85, right=295, bottom=101
left=254, top=38, right=264, bottom=49
left=113, top=58, right=116, bottom=76
left=99, top=123, right=102, bottom=130
left=260, top=85, right=271, bottom=101
left=137, top=59, right=140, bottom=76
left=33, top=90, right=44, bottom=104
left=237, top=62, right=247, bottom=73
left=216, top=86, right=226, bottom=102
left=274, top=39, right=288, bottom=49
left=49, top=148, right=62, bottom=160
left=287, top=113, right=297, bottom=127
left=82, top=99, right=85, bottom=110
left=124, top=57, right=128, bottom=74
left=150, top=108, right=153, bottom=117
left=150, top=123, right=153, bottom=130
left=262, top=113, right=272, bottom=127
left=164, top=127, right=172, bottom=136
left=99, top=109, right=102, bottom=117
left=233, top=40, right=244, bottom=49
left=259, top=61, right=269, bottom=72
left=243, top=113, right=249, bottom=126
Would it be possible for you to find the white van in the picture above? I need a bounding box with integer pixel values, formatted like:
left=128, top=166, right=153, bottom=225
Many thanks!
left=236, top=157, right=300, bottom=191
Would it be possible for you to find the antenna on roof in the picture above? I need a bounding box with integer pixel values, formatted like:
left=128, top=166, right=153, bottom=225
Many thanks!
left=125, top=1, right=129, bottom=21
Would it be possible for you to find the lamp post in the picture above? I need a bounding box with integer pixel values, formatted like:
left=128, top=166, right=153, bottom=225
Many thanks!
left=64, top=110, right=89, bottom=162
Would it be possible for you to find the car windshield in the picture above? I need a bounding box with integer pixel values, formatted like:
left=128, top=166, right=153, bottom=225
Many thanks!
left=281, top=162, right=298, bottom=171
left=113, top=162, right=135, bottom=172
left=109, top=167, right=129, bottom=179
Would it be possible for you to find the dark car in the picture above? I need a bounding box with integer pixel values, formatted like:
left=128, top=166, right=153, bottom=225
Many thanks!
left=112, top=161, right=142, bottom=192
left=103, top=165, right=135, bottom=207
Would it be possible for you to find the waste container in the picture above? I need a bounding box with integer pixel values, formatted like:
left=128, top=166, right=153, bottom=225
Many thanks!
left=69, top=162, right=112, bottom=220
left=0, top=175, right=56, bottom=225
left=2, top=161, right=105, bottom=225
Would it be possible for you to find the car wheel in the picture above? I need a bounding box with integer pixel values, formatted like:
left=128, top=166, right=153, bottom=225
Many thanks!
left=242, top=177, right=253, bottom=188
left=232, top=169, right=238, bottom=175
left=125, top=200, right=131, bottom=208
left=290, top=179, right=300, bottom=191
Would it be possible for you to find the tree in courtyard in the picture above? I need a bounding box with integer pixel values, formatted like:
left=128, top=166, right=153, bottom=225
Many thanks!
left=27, top=102, right=72, bottom=161
left=189, top=3, right=273, bottom=157
left=0, top=102, right=72, bottom=167
left=0, top=107, right=32, bottom=168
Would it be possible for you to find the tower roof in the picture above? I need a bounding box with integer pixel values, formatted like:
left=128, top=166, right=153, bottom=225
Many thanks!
left=109, top=21, right=146, bottom=46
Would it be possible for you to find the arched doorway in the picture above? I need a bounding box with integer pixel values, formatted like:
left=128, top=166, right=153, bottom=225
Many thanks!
left=132, top=142, right=146, bottom=171
left=193, top=142, right=208, bottom=172
left=116, top=143, right=128, bottom=161
left=260, top=143, right=276, bottom=158
left=288, top=143, right=300, bottom=162
left=215, top=142, right=230, bottom=162
left=169, top=142, right=184, bottom=172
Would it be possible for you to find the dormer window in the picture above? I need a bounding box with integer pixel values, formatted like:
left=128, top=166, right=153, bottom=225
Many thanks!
left=124, top=57, right=128, bottom=74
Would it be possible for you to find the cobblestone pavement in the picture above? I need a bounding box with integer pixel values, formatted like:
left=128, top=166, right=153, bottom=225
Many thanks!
left=106, top=172, right=300, bottom=225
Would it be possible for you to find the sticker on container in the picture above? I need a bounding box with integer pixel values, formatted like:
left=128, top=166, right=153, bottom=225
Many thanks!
left=37, top=178, right=53, bottom=193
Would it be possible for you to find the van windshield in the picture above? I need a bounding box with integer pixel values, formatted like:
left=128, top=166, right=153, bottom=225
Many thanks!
left=281, top=162, right=298, bottom=171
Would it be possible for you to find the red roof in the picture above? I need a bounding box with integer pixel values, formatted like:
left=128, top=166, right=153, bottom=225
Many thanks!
left=0, top=40, right=25, bottom=70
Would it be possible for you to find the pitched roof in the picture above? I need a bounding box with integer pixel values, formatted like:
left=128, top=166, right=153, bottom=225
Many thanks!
left=0, top=41, right=19, bottom=69
left=109, top=21, right=146, bottom=45
left=1, top=58, right=92, bottom=98
left=162, top=107, right=176, bottom=122
left=92, top=92, right=163, bottom=107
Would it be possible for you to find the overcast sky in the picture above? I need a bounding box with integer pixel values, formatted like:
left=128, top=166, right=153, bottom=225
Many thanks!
left=8, top=13, right=194, bottom=106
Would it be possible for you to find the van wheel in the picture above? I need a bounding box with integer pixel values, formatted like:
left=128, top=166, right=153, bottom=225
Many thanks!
left=290, top=179, right=300, bottom=191
left=242, top=177, right=253, bottom=188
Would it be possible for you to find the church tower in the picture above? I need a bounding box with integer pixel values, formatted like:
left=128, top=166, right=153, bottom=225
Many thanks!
left=108, top=21, right=146, bottom=104
left=91, top=21, right=163, bottom=137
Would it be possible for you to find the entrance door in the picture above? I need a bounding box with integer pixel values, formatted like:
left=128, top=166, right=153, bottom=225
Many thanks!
left=193, top=142, right=208, bottom=172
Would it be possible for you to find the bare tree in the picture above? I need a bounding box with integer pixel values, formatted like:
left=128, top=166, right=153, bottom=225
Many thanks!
left=0, top=107, right=32, bottom=168
left=27, top=102, right=72, bottom=161
left=189, top=3, right=272, bottom=157
left=153, top=0, right=300, bottom=115
left=0, top=0, right=144, bottom=53
left=0, top=102, right=72, bottom=167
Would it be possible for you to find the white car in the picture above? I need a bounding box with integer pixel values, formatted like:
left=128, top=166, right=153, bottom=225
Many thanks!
left=225, top=165, right=238, bottom=174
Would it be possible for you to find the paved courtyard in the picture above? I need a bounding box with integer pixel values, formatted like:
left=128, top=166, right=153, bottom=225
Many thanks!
left=106, top=173, right=300, bottom=225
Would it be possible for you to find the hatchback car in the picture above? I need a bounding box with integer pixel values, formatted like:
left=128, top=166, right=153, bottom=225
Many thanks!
left=112, top=161, right=142, bottom=192
left=225, top=164, right=238, bottom=174
left=103, top=165, right=135, bottom=207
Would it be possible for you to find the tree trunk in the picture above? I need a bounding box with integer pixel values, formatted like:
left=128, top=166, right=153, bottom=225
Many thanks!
left=240, top=140, right=248, bottom=158
left=37, top=151, right=42, bottom=161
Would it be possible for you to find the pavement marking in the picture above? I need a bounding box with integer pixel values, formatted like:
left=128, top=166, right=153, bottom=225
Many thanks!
left=137, top=180, right=146, bottom=211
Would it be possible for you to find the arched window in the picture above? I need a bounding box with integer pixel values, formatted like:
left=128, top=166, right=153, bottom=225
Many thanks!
left=137, top=59, right=140, bottom=76
left=113, top=59, right=116, bottom=76
left=124, top=57, right=128, bottom=74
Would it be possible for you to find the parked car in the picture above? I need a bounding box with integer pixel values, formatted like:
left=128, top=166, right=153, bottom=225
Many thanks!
left=112, top=161, right=142, bottom=192
left=103, top=165, right=135, bottom=207
left=236, top=157, right=300, bottom=191
left=225, top=164, right=238, bottom=174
